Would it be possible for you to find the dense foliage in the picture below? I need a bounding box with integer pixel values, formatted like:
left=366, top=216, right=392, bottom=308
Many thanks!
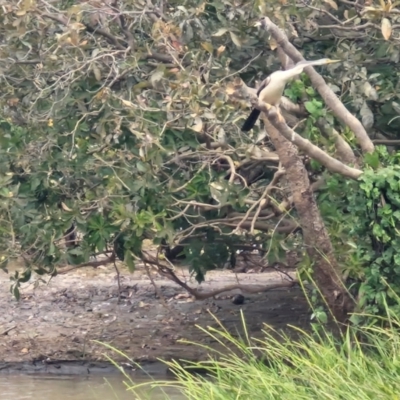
left=348, top=151, right=400, bottom=319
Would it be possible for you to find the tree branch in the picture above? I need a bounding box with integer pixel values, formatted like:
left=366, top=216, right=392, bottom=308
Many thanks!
left=280, top=96, right=306, bottom=117
left=278, top=177, right=326, bottom=213
left=57, top=252, right=116, bottom=274
left=317, top=118, right=357, bottom=165
left=142, top=255, right=297, bottom=300
left=373, top=139, right=400, bottom=146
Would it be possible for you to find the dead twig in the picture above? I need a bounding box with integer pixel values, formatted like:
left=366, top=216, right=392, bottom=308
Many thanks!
left=1, top=325, right=16, bottom=336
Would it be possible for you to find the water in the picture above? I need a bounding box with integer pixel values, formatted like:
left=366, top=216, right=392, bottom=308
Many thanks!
left=0, top=375, right=185, bottom=400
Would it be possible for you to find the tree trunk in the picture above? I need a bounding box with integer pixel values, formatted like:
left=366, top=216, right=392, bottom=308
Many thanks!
left=262, top=116, right=354, bottom=323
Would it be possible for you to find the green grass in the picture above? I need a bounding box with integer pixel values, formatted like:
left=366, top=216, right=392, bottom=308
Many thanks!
left=98, top=311, right=400, bottom=400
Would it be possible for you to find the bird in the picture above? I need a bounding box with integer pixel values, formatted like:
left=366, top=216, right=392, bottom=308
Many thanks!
left=241, top=58, right=341, bottom=132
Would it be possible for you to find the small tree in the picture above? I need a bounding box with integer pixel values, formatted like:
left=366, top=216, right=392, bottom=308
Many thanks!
left=1, top=0, right=400, bottom=322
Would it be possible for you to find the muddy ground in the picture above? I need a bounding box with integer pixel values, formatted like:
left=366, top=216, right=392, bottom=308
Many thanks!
left=0, top=262, right=310, bottom=376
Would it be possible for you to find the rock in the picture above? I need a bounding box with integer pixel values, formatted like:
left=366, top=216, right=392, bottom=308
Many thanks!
left=232, top=294, right=245, bottom=305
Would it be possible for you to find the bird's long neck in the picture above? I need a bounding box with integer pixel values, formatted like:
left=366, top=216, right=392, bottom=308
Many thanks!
left=272, top=66, right=304, bottom=84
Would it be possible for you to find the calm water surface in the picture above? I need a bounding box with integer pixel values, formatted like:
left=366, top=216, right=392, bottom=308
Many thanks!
left=0, top=375, right=185, bottom=400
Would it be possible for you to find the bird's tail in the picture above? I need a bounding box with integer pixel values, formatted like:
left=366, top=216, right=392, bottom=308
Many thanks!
left=241, top=109, right=261, bottom=132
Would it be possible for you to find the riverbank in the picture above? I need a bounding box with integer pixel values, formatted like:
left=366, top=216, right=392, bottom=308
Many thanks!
left=0, top=263, right=309, bottom=375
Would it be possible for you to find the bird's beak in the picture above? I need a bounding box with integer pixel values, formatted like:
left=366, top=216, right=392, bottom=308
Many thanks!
left=254, top=21, right=262, bottom=27
left=326, top=59, right=341, bottom=64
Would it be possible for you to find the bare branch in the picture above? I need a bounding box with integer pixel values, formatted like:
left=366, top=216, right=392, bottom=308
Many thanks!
left=280, top=97, right=306, bottom=117
left=317, top=118, right=357, bottom=165
left=373, top=139, right=400, bottom=146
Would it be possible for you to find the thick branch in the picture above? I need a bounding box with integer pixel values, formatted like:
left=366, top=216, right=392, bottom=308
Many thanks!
left=280, top=96, right=306, bottom=117
left=260, top=115, right=354, bottom=322
left=258, top=17, right=374, bottom=154
left=278, top=177, right=326, bottom=213
left=317, top=118, right=357, bottom=165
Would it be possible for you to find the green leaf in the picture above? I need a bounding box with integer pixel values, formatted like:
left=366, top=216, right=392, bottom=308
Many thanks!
left=12, top=285, right=20, bottom=301
left=18, top=270, right=32, bottom=283
left=31, top=177, right=41, bottom=191
left=316, top=311, right=328, bottom=324
left=305, top=87, right=316, bottom=96
left=48, top=242, right=55, bottom=255
left=136, top=161, right=148, bottom=173
left=304, top=100, right=324, bottom=118
left=364, top=152, right=380, bottom=169
left=124, top=250, right=136, bottom=273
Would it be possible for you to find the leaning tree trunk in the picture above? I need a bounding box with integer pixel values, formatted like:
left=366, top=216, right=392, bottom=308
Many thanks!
left=262, top=116, right=354, bottom=324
